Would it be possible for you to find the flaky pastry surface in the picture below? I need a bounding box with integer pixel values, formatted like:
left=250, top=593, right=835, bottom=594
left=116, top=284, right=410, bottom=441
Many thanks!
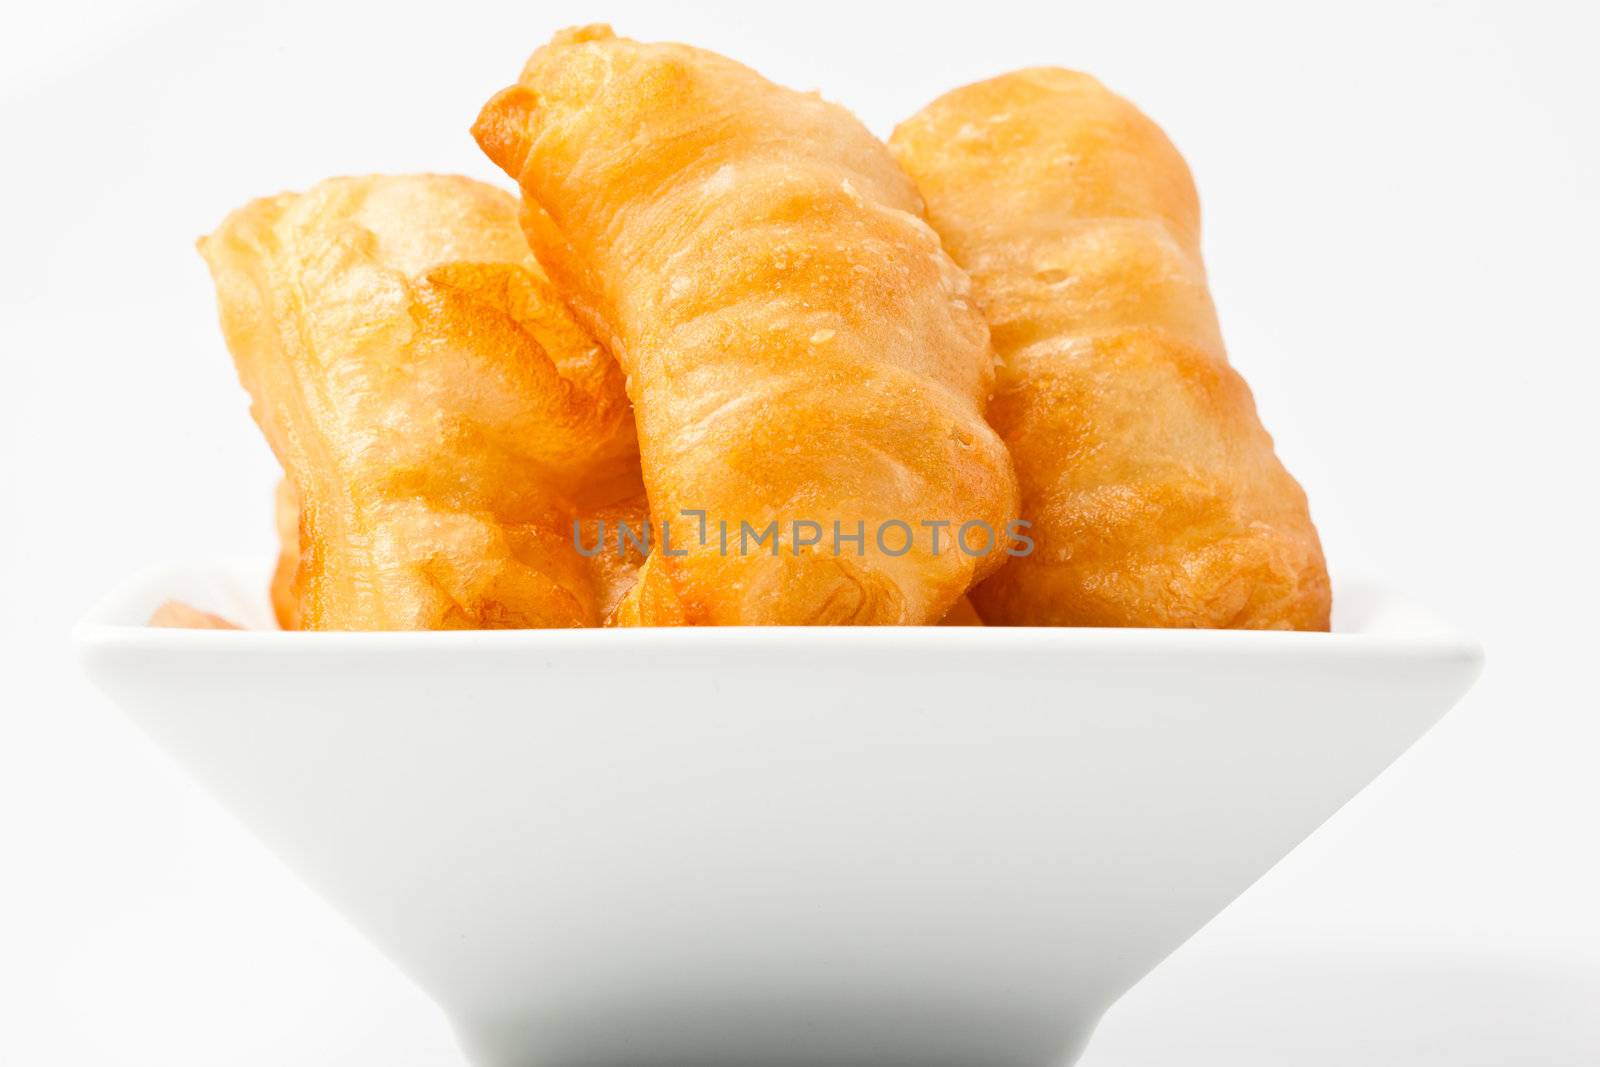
left=892, top=70, right=1330, bottom=629
left=269, top=477, right=302, bottom=630
left=476, top=26, right=1019, bottom=625
left=201, top=174, right=641, bottom=629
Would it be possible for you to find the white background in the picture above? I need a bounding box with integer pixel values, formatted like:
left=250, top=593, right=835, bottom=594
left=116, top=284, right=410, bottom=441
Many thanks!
left=2, top=0, right=1597, bottom=1063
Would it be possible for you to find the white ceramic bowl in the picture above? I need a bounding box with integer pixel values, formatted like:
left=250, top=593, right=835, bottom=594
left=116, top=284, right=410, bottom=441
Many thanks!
left=77, top=559, right=1481, bottom=1067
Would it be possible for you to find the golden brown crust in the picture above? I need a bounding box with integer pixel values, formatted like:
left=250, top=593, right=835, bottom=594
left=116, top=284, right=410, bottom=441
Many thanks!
left=475, top=26, right=1019, bottom=625
left=583, top=493, right=652, bottom=621
left=201, top=174, right=641, bottom=629
left=938, top=596, right=984, bottom=626
left=270, top=477, right=302, bottom=630
left=891, top=69, right=1330, bottom=630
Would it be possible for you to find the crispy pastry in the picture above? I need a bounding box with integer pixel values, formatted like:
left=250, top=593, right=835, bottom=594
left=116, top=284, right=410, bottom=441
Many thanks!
left=265, top=475, right=647, bottom=629
left=891, top=70, right=1330, bottom=629
left=939, top=596, right=984, bottom=626
left=475, top=25, right=1019, bottom=625
left=270, top=477, right=302, bottom=630
left=586, top=493, right=652, bottom=621
left=200, top=174, right=640, bottom=629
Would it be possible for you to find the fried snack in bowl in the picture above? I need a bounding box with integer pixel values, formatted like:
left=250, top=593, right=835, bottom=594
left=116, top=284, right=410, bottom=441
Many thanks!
left=584, top=493, right=652, bottom=622
left=891, top=70, right=1330, bottom=629
left=938, top=596, right=984, bottom=626
left=200, top=174, right=640, bottom=630
left=270, top=477, right=302, bottom=630
left=475, top=25, right=1019, bottom=626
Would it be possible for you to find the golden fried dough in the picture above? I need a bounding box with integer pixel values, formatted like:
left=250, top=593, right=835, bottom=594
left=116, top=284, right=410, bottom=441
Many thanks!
left=585, top=493, right=652, bottom=621
left=475, top=25, right=1019, bottom=625
left=891, top=70, right=1330, bottom=629
left=270, top=477, right=302, bottom=630
left=938, top=596, right=984, bottom=626
left=201, top=174, right=640, bottom=629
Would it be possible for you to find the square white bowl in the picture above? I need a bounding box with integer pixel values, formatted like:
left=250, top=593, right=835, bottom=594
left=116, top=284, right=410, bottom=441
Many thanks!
left=77, top=559, right=1481, bottom=1067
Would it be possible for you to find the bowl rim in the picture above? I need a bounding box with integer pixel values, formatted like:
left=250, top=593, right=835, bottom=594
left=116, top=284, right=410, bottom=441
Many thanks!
left=73, top=557, right=1485, bottom=666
